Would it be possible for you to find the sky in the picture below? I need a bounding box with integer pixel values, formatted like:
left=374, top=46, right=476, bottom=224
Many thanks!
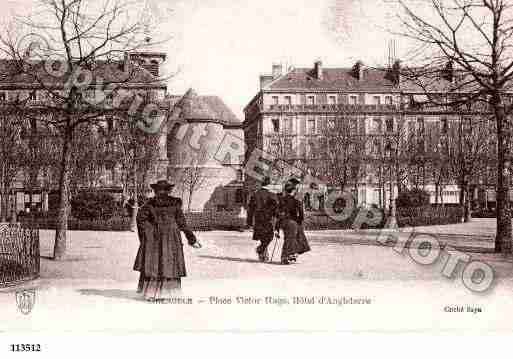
left=2, top=0, right=404, bottom=119
left=161, top=0, right=400, bottom=118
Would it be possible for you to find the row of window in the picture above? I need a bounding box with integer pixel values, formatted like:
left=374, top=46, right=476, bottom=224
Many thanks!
left=271, top=94, right=395, bottom=106
left=0, top=91, right=38, bottom=102
left=269, top=116, right=395, bottom=135
left=0, top=89, right=162, bottom=103
left=267, top=116, right=479, bottom=135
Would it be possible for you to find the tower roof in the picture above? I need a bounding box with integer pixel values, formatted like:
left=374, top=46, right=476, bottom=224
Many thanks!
left=166, top=88, right=240, bottom=126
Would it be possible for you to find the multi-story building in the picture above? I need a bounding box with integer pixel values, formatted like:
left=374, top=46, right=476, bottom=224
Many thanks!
left=0, top=50, right=169, bottom=218
left=0, top=51, right=243, bottom=219
left=243, top=60, right=499, bottom=210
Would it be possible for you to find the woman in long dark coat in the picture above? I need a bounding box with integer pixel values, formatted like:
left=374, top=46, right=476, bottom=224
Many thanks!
left=278, top=180, right=311, bottom=264
left=134, top=180, right=201, bottom=302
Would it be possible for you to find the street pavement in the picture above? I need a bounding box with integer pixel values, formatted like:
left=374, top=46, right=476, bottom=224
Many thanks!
left=0, top=219, right=512, bottom=333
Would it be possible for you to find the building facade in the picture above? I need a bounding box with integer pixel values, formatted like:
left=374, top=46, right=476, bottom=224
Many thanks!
left=0, top=51, right=244, bottom=219
left=244, top=60, right=499, bottom=210
left=0, top=51, right=168, bottom=219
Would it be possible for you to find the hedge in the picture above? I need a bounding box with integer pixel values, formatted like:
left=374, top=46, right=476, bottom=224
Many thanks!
left=303, top=206, right=386, bottom=230
left=18, top=205, right=464, bottom=232
left=20, top=216, right=131, bottom=231
left=396, top=188, right=431, bottom=208
left=302, top=205, right=463, bottom=230
left=71, top=191, right=118, bottom=220
left=396, top=205, right=463, bottom=227
left=19, top=210, right=247, bottom=232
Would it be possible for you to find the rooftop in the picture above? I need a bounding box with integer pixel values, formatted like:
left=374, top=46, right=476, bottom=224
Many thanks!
left=166, top=89, right=241, bottom=126
left=0, top=58, right=166, bottom=87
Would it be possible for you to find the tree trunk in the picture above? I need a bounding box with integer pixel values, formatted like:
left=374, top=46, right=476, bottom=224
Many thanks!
left=28, top=118, right=38, bottom=212
left=388, top=165, right=397, bottom=228
left=53, top=127, right=73, bottom=260
left=187, top=189, right=193, bottom=213
left=0, top=192, right=5, bottom=223
left=458, top=180, right=466, bottom=223
left=130, top=160, right=138, bottom=232
left=494, top=97, right=512, bottom=254
left=464, top=184, right=472, bottom=223
left=1, top=192, right=7, bottom=223
left=1, top=163, right=6, bottom=222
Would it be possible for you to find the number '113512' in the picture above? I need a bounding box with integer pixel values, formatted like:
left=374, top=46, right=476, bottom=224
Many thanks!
left=10, top=344, right=41, bottom=352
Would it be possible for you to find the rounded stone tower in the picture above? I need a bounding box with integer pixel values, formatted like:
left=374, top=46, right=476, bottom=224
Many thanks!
left=166, top=89, right=243, bottom=212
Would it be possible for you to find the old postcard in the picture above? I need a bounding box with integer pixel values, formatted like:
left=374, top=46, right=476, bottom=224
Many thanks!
left=1, top=0, right=513, bottom=346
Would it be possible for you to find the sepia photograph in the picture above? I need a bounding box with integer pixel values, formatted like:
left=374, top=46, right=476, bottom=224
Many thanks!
left=0, top=0, right=513, bottom=345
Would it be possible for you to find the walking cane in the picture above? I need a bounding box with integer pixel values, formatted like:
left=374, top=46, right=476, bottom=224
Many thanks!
left=270, top=229, right=280, bottom=262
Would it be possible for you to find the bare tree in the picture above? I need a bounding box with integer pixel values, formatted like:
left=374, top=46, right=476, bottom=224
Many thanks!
left=171, top=150, right=211, bottom=212
left=264, top=132, right=298, bottom=182
left=111, top=118, right=162, bottom=228
left=0, top=0, right=168, bottom=259
left=318, top=114, right=367, bottom=202
left=394, top=0, right=513, bottom=253
left=0, top=108, right=25, bottom=222
left=442, top=113, right=494, bottom=222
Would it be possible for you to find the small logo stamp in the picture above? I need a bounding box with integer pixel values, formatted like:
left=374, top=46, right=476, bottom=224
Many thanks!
left=16, top=289, right=37, bottom=315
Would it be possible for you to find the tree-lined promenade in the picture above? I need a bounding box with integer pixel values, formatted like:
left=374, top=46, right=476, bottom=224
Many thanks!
left=1, top=0, right=513, bottom=264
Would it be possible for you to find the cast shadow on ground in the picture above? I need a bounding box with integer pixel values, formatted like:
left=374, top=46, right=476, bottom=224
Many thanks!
left=77, top=289, right=147, bottom=303
left=41, top=255, right=93, bottom=262
left=198, top=255, right=283, bottom=265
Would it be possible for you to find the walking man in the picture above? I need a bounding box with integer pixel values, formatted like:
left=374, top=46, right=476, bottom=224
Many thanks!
left=247, top=176, right=279, bottom=262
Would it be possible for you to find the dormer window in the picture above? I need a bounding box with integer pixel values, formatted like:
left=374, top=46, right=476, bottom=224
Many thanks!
left=29, top=92, right=37, bottom=101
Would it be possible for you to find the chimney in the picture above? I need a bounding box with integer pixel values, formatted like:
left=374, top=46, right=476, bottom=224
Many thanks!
left=124, top=52, right=166, bottom=78
left=391, top=59, right=401, bottom=85
left=353, top=61, right=364, bottom=81
left=260, top=74, right=274, bottom=89
left=123, top=52, right=131, bottom=73
left=314, top=60, right=323, bottom=80
left=272, top=63, right=283, bottom=79
left=441, top=60, right=454, bottom=84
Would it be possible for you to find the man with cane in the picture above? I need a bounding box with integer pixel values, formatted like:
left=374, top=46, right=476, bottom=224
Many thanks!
left=247, top=176, right=280, bottom=262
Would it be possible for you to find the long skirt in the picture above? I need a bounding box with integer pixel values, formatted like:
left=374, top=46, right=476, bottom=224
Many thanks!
left=295, top=225, right=311, bottom=255
left=280, top=220, right=311, bottom=259
left=137, top=273, right=181, bottom=302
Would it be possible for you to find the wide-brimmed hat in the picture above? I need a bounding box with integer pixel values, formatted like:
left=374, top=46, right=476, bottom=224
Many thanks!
left=284, top=181, right=296, bottom=192
left=150, top=179, right=175, bottom=191
left=261, top=176, right=271, bottom=187
left=288, top=177, right=301, bottom=186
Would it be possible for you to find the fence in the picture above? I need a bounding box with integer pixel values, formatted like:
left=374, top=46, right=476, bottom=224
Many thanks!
left=0, top=223, right=40, bottom=287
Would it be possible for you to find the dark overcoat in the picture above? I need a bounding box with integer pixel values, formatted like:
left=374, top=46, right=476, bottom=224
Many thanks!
left=247, top=188, right=279, bottom=242
left=134, top=195, right=197, bottom=279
